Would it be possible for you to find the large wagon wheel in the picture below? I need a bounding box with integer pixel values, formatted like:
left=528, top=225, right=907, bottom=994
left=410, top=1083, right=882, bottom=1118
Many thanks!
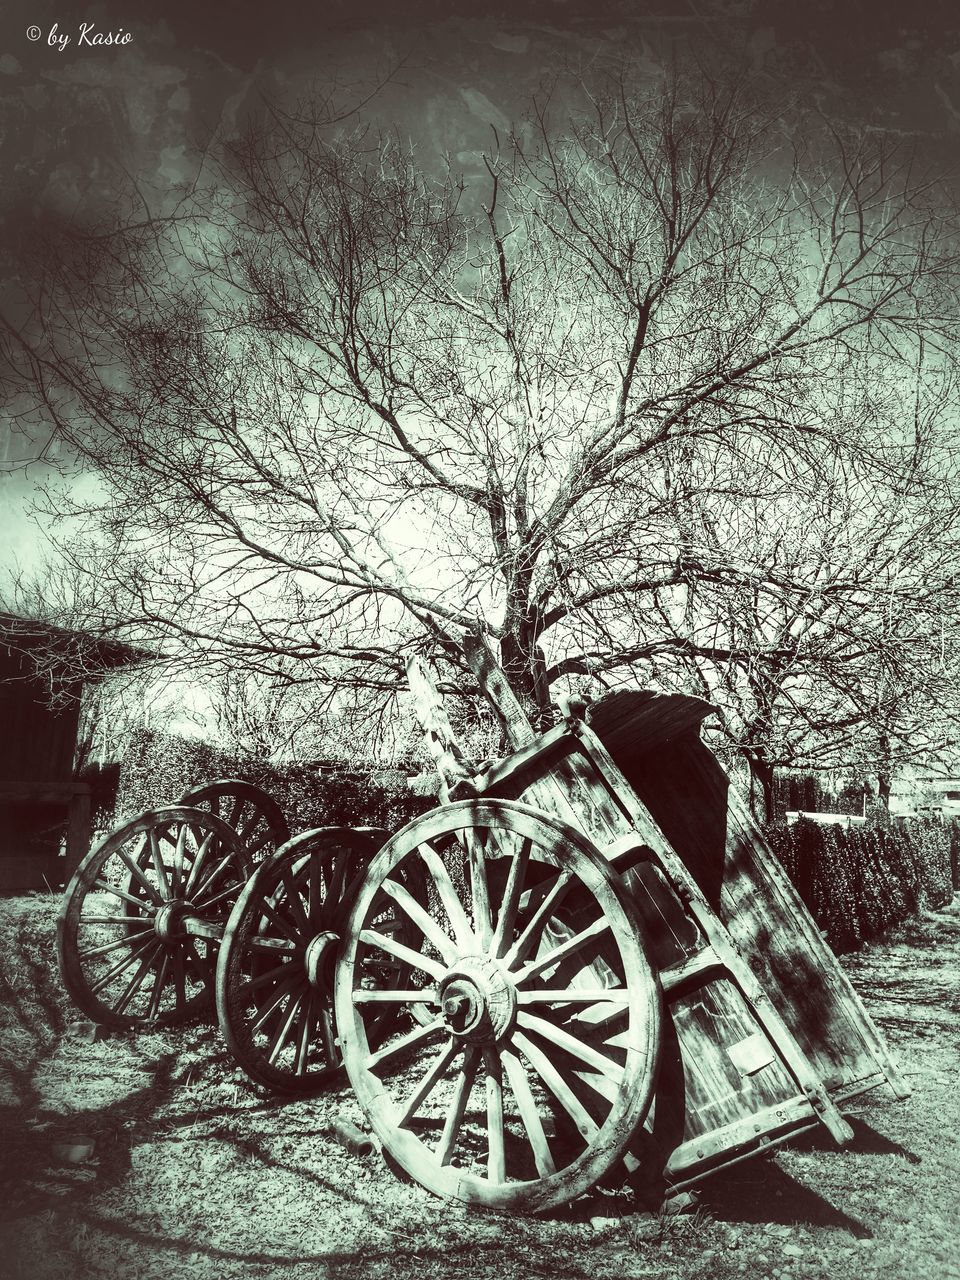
left=334, top=799, right=661, bottom=1213
left=178, top=779, right=290, bottom=862
left=216, top=826, right=406, bottom=1093
left=58, top=807, right=251, bottom=1029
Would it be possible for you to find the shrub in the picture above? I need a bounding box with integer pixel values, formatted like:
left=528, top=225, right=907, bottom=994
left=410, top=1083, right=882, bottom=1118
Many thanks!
left=111, top=729, right=432, bottom=841
left=767, top=814, right=958, bottom=952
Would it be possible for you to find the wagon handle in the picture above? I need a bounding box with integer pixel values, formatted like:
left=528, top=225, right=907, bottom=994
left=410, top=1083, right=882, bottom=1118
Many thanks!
left=404, top=656, right=478, bottom=802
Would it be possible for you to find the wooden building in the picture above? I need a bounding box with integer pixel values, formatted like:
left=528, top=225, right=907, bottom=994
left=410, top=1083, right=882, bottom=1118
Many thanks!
left=0, top=613, right=143, bottom=892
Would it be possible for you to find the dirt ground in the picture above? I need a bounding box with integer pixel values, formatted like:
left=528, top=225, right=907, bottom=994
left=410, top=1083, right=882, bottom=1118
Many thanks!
left=0, top=892, right=957, bottom=1280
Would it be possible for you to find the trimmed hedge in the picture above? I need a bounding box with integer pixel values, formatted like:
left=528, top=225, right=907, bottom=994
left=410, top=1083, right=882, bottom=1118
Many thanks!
left=108, top=730, right=957, bottom=956
left=110, top=729, right=432, bottom=841
left=766, top=816, right=959, bottom=953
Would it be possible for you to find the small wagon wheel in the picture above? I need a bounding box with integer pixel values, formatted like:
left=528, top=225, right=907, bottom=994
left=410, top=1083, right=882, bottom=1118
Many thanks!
left=334, top=798, right=661, bottom=1213
left=216, top=827, right=424, bottom=1093
left=178, top=779, right=290, bottom=862
left=58, top=807, right=251, bottom=1030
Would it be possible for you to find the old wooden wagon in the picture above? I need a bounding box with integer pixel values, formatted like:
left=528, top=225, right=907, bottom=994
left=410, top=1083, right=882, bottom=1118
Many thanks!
left=57, top=637, right=907, bottom=1214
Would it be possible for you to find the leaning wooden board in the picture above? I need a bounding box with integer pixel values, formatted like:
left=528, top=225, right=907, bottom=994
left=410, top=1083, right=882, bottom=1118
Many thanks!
left=460, top=636, right=907, bottom=1196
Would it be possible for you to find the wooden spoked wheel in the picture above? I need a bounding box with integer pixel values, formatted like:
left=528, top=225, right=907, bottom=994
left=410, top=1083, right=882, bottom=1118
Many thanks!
left=57, top=807, right=251, bottom=1029
left=177, top=779, right=290, bottom=862
left=334, top=799, right=661, bottom=1213
left=216, top=826, right=402, bottom=1094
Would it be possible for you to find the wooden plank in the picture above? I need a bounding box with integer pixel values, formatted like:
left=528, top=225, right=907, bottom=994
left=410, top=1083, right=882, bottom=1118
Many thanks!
left=582, top=708, right=907, bottom=1100
left=569, top=721, right=857, bottom=1144
left=64, top=788, right=91, bottom=882
left=405, top=657, right=476, bottom=801
left=663, top=1093, right=817, bottom=1179
left=0, top=781, right=91, bottom=797
left=455, top=645, right=886, bottom=1166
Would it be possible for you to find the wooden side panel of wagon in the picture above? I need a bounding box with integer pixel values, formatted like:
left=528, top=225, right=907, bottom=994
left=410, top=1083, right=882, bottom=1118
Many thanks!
left=584, top=690, right=908, bottom=1105
left=459, top=642, right=905, bottom=1194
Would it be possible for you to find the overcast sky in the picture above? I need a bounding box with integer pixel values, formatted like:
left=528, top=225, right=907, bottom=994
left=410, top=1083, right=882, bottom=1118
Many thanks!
left=2, top=0, right=959, bottom=583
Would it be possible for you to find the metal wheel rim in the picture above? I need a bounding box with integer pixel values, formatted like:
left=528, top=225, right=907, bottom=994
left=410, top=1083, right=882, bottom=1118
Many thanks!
left=57, top=806, right=250, bottom=1029
left=177, top=779, right=290, bottom=861
left=334, top=798, right=661, bottom=1213
left=215, top=827, right=390, bottom=1094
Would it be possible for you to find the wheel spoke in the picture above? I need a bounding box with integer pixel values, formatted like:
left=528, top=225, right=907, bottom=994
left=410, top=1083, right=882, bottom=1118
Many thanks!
left=117, top=845, right=163, bottom=906
left=236, top=810, right=262, bottom=841
left=318, top=1006, right=338, bottom=1065
left=513, top=916, right=612, bottom=986
left=501, top=1048, right=556, bottom=1177
left=294, top=993, right=315, bottom=1075
left=514, top=1031, right=599, bottom=1143
left=190, top=846, right=237, bottom=904
left=366, top=1016, right=445, bottom=1070
left=172, top=823, right=188, bottom=896
left=79, top=928, right=154, bottom=961
left=266, top=991, right=304, bottom=1065
left=417, top=845, right=474, bottom=949
left=517, top=1012, right=625, bottom=1081
left=490, top=836, right=532, bottom=958
left=146, top=950, right=172, bottom=1020
left=245, top=830, right=274, bottom=858
left=148, top=828, right=172, bottom=899
left=464, top=830, right=493, bottom=949
left=172, top=944, right=187, bottom=1011
left=436, top=1047, right=480, bottom=1166
left=235, top=959, right=291, bottom=997
left=246, top=935, right=297, bottom=955
left=193, top=882, right=242, bottom=912
left=516, top=989, right=630, bottom=1004
left=87, top=932, right=158, bottom=994
left=484, top=1051, right=506, bottom=1184
left=397, top=1039, right=463, bottom=1126
left=502, top=871, right=574, bottom=969
left=186, top=940, right=213, bottom=988
left=309, top=851, right=323, bottom=924
left=328, top=850, right=352, bottom=906
left=182, top=833, right=218, bottom=898
left=113, top=943, right=163, bottom=1015
left=250, top=973, right=301, bottom=1034
left=378, top=879, right=458, bottom=964
left=280, top=865, right=311, bottom=935
left=252, top=894, right=302, bottom=943
left=353, top=988, right=435, bottom=1004
left=91, top=882, right=158, bottom=912
left=358, top=929, right=446, bottom=980
left=78, top=914, right=148, bottom=926
left=227, top=796, right=245, bottom=831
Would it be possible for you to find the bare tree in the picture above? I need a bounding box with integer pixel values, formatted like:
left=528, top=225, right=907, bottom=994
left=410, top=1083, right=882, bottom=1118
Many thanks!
left=4, top=63, right=960, bottom=796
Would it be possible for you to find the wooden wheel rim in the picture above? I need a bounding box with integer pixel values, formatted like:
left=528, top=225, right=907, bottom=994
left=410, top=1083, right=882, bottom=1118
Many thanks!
left=177, top=779, right=290, bottom=862
left=334, top=799, right=661, bottom=1213
left=215, top=827, right=389, bottom=1094
left=57, top=806, right=250, bottom=1030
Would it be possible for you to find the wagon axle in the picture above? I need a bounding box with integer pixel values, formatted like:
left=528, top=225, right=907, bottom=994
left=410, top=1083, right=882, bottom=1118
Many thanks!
left=438, top=957, right=517, bottom=1043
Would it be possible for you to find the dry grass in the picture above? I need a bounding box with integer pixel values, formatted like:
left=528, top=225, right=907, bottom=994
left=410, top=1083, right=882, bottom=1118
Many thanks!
left=0, top=893, right=957, bottom=1280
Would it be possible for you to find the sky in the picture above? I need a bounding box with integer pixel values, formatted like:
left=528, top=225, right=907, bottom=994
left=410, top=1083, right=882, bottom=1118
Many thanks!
left=2, top=0, right=960, bottom=585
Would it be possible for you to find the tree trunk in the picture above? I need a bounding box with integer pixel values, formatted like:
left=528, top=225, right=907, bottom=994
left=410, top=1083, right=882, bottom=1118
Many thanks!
left=746, top=752, right=776, bottom=825
left=876, top=733, right=892, bottom=811
left=498, top=628, right=553, bottom=732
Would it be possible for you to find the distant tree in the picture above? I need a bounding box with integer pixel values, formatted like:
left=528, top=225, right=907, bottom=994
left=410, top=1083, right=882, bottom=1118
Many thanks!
left=4, top=62, right=960, bottom=803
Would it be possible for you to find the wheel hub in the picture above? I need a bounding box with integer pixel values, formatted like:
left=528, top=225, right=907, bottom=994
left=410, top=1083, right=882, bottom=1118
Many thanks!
left=154, top=899, right=195, bottom=942
left=303, top=931, right=340, bottom=993
left=439, top=955, right=516, bottom=1044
